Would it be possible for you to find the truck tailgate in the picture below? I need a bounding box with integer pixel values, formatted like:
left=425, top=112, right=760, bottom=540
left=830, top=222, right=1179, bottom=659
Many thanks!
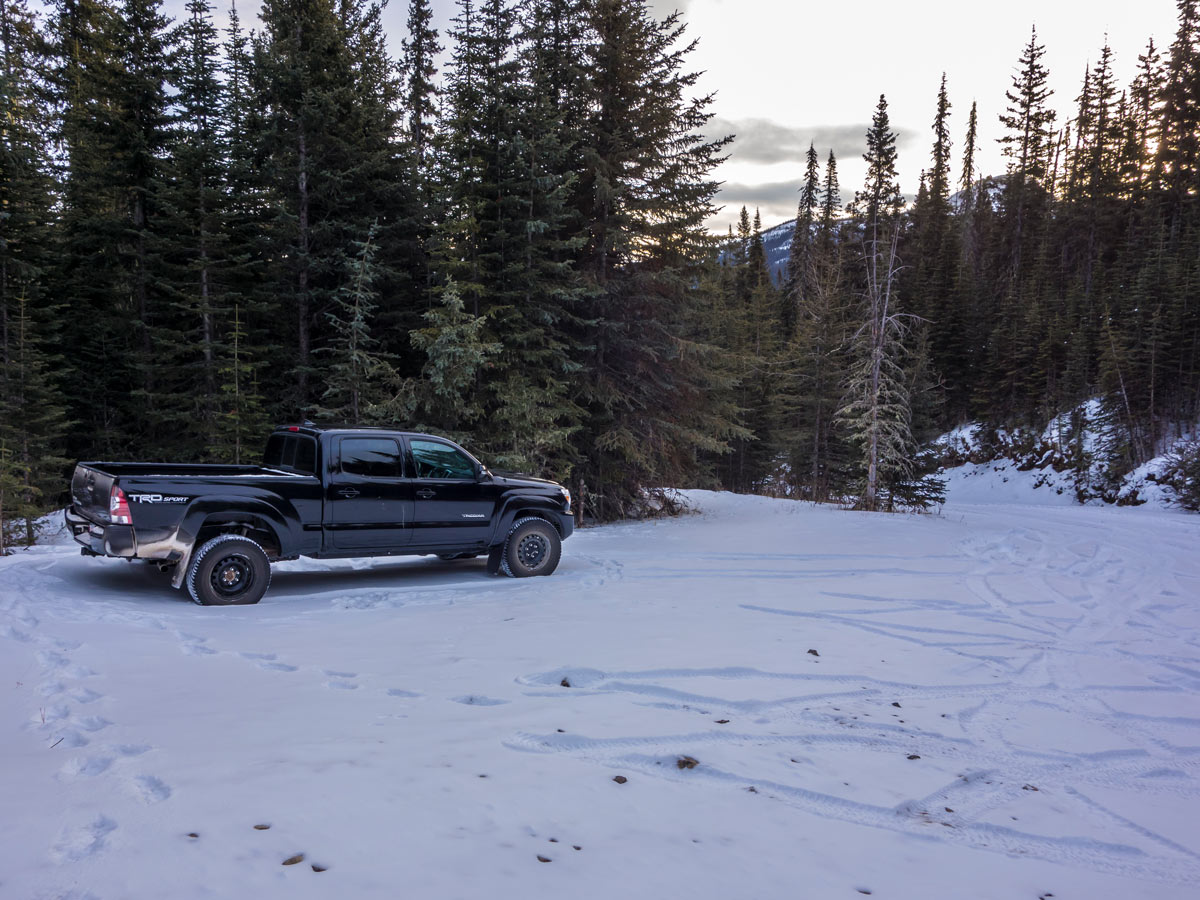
left=71, top=464, right=115, bottom=522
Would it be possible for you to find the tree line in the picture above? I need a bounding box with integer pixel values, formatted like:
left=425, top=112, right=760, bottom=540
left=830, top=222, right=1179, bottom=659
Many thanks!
left=712, top=5, right=1200, bottom=510
left=1, top=0, right=1199, bottom=549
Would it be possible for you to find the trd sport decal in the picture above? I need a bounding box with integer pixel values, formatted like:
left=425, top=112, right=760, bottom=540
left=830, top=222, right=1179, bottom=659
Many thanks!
left=128, top=493, right=189, bottom=504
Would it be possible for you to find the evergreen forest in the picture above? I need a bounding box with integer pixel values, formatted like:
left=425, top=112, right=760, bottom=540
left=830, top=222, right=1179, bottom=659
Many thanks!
left=2, top=0, right=1200, bottom=549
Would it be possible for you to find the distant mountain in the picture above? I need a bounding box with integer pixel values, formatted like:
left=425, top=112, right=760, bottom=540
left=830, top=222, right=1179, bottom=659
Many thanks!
left=750, top=175, right=1005, bottom=287
left=718, top=218, right=796, bottom=286
left=759, top=219, right=795, bottom=285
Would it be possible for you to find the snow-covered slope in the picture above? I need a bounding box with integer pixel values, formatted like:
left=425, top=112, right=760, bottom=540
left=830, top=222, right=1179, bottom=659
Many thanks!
left=718, top=218, right=795, bottom=284
left=758, top=218, right=794, bottom=283
left=3, top=486, right=1199, bottom=899
left=934, top=407, right=1200, bottom=509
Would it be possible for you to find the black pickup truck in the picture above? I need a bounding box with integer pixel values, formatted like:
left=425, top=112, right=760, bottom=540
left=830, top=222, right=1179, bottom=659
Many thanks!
left=66, top=425, right=574, bottom=606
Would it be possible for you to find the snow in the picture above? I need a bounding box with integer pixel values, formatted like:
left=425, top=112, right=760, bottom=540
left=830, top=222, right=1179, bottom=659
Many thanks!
left=939, top=461, right=1080, bottom=506
left=3, top=484, right=1200, bottom=899
left=931, top=406, right=1200, bottom=509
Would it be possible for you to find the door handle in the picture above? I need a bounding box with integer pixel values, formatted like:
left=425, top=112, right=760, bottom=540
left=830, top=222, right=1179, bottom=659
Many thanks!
left=337, top=488, right=360, bottom=498
left=416, top=489, right=436, bottom=499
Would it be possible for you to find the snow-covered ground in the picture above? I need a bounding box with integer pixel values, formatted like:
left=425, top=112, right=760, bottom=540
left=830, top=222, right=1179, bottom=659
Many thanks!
left=3, top=481, right=1199, bottom=900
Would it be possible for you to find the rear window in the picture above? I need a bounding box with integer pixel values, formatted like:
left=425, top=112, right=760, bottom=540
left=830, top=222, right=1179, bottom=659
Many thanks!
left=264, top=433, right=318, bottom=474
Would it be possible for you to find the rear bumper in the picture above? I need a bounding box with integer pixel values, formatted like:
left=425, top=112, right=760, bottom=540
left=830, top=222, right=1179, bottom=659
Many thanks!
left=65, top=507, right=136, bottom=558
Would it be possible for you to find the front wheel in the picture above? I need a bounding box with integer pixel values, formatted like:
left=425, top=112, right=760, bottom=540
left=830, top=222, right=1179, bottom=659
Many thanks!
left=500, top=517, right=561, bottom=578
left=186, top=534, right=271, bottom=606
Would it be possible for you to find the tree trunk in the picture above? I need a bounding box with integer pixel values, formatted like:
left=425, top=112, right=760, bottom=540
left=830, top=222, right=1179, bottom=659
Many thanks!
left=297, top=122, right=310, bottom=406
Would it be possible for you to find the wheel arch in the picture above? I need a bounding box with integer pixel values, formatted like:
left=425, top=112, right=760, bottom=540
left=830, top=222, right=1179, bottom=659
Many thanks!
left=489, top=498, right=566, bottom=546
left=169, top=497, right=298, bottom=589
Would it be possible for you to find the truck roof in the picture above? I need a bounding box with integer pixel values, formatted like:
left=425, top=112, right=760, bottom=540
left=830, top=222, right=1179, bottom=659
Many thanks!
left=274, top=423, right=419, bottom=437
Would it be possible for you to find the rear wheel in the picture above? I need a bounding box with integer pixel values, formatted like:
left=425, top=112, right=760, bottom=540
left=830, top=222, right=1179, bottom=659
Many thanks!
left=500, top=517, right=561, bottom=578
left=186, top=534, right=271, bottom=606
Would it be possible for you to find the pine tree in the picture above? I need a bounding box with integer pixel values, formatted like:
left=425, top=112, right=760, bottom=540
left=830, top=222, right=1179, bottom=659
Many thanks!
left=785, top=180, right=850, bottom=502
left=115, top=0, right=176, bottom=440
left=928, top=74, right=953, bottom=216
left=908, top=74, right=966, bottom=421
left=314, top=223, right=398, bottom=424
left=840, top=95, right=920, bottom=511
left=165, top=0, right=229, bottom=453
left=569, top=0, right=736, bottom=519
left=818, top=149, right=840, bottom=248
left=0, top=0, right=64, bottom=539
left=0, top=294, right=68, bottom=549
left=51, top=0, right=176, bottom=457
left=721, top=208, right=780, bottom=493
left=253, top=0, right=404, bottom=412
left=998, top=25, right=1056, bottom=285
left=210, top=301, right=269, bottom=463
left=400, top=0, right=441, bottom=169
left=782, top=142, right=820, bottom=336
left=1156, top=0, right=1200, bottom=227
left=959, top=100, right=978, bottom=213
left=431, top=0, right=584, bottom=474
left=213, top=0, right=273, bottom=455
left=409, top=281, right=501, bottom=437
left=394, top=0, right=442, bottom=324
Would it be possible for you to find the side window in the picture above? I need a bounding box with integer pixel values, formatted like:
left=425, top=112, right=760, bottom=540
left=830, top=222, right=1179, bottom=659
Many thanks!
left=340, top=438, right=403, bottom=479
left=410, top=439, right=476, bottom=480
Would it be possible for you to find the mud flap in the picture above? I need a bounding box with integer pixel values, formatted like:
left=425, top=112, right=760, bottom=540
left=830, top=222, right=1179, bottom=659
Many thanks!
left=486, top=545, right=504, bottom=575
left=170, top=547, right=193, bottom=590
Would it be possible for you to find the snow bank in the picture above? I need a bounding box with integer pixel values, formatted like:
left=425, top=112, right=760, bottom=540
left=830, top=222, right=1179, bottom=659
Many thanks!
left=933, top=402, right=1200, bottom=511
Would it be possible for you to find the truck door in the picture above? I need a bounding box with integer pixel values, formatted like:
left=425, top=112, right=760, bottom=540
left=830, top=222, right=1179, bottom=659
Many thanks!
left=325, top=436, right=414, bottom=552
left=407, top=437, right=496, bottom=548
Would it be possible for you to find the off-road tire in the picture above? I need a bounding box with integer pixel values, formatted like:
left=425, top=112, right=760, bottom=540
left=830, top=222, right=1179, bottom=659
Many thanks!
left=186, top=534, right=271, bottom=606
left=500, top=517, right=561, bottom=578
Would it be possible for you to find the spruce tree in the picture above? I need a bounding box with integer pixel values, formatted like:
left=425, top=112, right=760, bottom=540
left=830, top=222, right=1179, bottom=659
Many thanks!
left=165, top=0, right=229, bottom=453
left=52, top=0, right=176, bottom=457
left=998, top=26, right=1056, bottom=285
left=0, top=0, right=65, bottom=544
left=409, top=281, right=501, bottom=437
left=0, top=294, right=68, bottom=549
left=786, top=152, right=849, bottom=503
left=1156, top=0, right=1200, bottom=225
left=315, top=223, right=398, bottom=424
left=212, top=0, right=273, bottom=456
left=959, top=100, right=978, bottom=212
left=782, top=142, right=820, bottom=336
left=400, top=0, right=441, bottom=170
left=253, top=0, right=404, bottom=413
left=840, top=95, right=921, bottom=511
left=569, top=0, right=736, bottom=519
left=818, top=149, right=841, bottom=248
left=432, top=0, right=584, bottom=474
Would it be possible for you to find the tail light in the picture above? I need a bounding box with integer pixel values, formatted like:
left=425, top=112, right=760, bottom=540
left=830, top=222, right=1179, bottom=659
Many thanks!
left=109, top=486, right=132, bottom=524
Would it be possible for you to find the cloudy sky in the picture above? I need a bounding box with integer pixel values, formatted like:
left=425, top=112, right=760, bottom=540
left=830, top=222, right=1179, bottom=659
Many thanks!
left=202, top=0, right=1184, bottom=233
left=668, top=0, right=1181, bottom=232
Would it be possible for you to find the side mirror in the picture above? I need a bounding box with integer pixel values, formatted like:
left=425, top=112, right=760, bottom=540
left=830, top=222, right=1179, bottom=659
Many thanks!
left=477, top=465, right=493, bottom=482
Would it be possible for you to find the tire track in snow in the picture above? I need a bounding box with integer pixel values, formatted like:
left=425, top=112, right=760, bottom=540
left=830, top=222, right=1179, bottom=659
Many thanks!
left=509, top=506, right=1200, bottom=887
left=505, top=725, right=1200, bottom=885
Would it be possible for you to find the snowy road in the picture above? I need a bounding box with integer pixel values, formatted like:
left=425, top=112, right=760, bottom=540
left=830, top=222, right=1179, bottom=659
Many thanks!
left=2, top=486, right=1199, bottom=899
